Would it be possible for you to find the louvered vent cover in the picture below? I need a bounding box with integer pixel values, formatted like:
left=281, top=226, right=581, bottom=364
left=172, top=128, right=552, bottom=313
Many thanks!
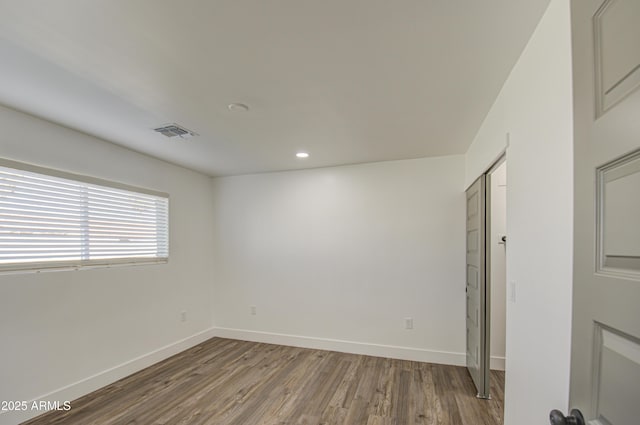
left=153, top=124, right=198, bottom=139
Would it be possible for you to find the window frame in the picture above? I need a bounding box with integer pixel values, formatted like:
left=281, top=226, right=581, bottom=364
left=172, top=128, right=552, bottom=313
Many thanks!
left=0, top=158, right=169, bottom=274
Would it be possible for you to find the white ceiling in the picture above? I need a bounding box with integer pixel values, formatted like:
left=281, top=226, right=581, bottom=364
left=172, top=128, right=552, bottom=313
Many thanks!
left=0, top=0, right=551, bottom=176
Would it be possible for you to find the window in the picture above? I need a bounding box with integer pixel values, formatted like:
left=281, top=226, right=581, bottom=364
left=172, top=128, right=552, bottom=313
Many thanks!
left=0, top=159, right=169, bottom=272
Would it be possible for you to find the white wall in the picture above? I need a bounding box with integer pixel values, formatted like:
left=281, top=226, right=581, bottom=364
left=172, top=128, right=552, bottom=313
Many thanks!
left=489, top=161, right=506, bottom=370
left=465, top=0, right=573, bottom=424
left=0, top=105, right=216, bottom=425
left=211, top=155, right=467, bottom=364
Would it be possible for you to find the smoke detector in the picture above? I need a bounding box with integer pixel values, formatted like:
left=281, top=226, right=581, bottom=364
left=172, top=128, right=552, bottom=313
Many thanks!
left=153, top=124, right=198, bottom=139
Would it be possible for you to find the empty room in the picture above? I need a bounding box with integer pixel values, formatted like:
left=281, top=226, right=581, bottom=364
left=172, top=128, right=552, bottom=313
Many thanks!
left=1, top=1, right=639, bottom=425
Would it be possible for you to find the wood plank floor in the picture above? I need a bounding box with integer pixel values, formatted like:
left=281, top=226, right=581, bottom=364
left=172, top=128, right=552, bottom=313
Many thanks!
left=23, top=338, right=505, bottom=425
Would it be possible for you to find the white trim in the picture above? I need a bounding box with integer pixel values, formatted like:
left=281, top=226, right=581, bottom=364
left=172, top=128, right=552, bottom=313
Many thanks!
left=490, top=355, right=506, bottom=371
left=213, top=327, right=466, bottom=366
left=0, top=257, right=168, bottom=275
left=0, top=328, right=217, bottom=425
left=0, top=157, right=168, bottom=198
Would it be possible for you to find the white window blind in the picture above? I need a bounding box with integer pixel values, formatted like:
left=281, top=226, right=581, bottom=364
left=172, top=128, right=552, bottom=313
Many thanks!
left=0, top=160, right=169, bottom=272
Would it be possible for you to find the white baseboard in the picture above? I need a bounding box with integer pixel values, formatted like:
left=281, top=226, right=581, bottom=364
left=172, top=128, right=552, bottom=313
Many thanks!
left=0, top=327, right=217, bottom=425
left=213, top=327, right=467, bottom=366
left=491, top=356, right=506, bottom=371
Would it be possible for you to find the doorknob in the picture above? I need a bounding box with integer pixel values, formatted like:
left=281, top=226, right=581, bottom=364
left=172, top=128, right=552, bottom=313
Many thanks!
left=549, top=409, right=585, bottom=425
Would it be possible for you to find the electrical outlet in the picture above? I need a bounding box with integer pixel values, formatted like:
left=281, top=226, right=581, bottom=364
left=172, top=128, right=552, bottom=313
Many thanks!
left=181, top=311, right=187, bottom=322
left=404, top=317, right=413, bottom=330
left=250, top=305, right=257, bottom=315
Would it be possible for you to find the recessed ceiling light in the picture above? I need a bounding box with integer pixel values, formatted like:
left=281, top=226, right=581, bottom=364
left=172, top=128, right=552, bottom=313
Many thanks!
left=296, top=152, right=309, bottom=158
left=228, top=103, right=249, bottom=112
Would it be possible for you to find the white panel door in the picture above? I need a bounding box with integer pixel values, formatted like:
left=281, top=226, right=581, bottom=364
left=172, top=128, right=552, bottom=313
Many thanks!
left=551, top=1, right=640, bottom=424
left=466, top=175, right=489, bottom=398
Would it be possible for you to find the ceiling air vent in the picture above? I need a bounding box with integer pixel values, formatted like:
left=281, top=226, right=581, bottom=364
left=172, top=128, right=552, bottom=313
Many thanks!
left=153, top=124, right=198, bottom=139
